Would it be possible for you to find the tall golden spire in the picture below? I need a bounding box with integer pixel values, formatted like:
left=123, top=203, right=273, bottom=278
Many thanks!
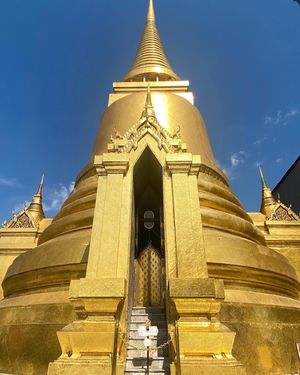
left=27, top=175, right=45, bottom=222
left=259, top=167, right=276, bottom=217
left=123, top=0, right=180, bottom=82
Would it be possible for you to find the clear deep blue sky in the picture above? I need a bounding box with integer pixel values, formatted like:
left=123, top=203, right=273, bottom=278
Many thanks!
left=0, top=0, right=299, bottom=223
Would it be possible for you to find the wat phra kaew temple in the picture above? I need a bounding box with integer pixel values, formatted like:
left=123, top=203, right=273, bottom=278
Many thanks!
left=0, top=1, right=300, bottom=375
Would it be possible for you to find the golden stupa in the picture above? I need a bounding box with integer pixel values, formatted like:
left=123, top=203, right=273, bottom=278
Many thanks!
left=1, top=1, right=300, bottom=375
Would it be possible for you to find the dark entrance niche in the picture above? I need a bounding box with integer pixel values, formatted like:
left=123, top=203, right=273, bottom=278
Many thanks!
left=133, top=147, right=164, bottom=257
left=131, top=147, right=165, bottom=307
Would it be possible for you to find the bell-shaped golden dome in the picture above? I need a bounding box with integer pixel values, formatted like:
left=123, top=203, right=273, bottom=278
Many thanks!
left=3, top=90, right=298, bottom=300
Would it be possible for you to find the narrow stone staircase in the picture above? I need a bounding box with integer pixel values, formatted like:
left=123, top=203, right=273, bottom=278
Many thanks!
left=125, top=306, right=170, bottom=375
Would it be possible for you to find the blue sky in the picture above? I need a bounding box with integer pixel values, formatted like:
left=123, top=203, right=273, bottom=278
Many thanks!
left=0, top=0, right=299, bottom=224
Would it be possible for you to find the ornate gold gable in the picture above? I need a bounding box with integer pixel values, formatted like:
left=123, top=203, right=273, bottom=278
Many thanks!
left=269, top=202, right=299, bottom=221
left=107, top=85, right=187, bottom=154
left=4, top=210, right=35, bottom=229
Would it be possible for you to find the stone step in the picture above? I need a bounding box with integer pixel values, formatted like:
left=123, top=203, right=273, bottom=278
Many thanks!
left=126, top=348, right=169, bottom=358
left=125, top=371, right=169, bottom=375
left=125, top=370, right=169, bottom=375
left=127, top=337, right=168, bottom=347
left=128, top=329, right=168, bottom=340
left=126, top=356, right=169, bottom=369
left=126, top=307, right=170, bottom=375
left=131, top=307, right=166, bottom=315
left=130, top=314, right=167, bottom=323
left=129, top=322, right=167, bottom=330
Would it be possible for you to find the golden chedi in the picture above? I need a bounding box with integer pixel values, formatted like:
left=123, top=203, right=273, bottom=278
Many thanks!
left=0, top=1, right=300, bottom=375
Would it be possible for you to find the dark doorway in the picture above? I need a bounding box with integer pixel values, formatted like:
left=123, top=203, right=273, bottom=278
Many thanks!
left=132, top=147, right=165, bottom=306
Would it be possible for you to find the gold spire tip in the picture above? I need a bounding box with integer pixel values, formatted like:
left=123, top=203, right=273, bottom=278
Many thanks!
left=26, top=174, right=45, bottom=221
left=147, top=0, right=155, bottom=21
left=37, top=174, right=45, bottom=196
left=259, top=166, right=267, bottom=189
left=259, top=166, right=276, bottom=217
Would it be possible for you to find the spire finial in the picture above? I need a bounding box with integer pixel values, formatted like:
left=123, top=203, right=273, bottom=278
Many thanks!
left=141, top=83, right=156, bottom=119
left=146, top=82, right=153, bottom=107
left=259, top=166, right=267, bottom=189
left=258, top=167, right=276, bottom=217
left=123, top=0, right=179, bottom=82
left=27, top=175, right=45, bottom=221
left=36, top=174, right=44, bottom=196
left=147, top=0, right=155, bottom=21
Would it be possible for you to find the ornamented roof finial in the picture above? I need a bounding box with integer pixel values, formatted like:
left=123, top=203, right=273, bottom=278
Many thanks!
left=27, top=175, right=45, bottom=222
left=141, top=83, right=157, bottom=119
left=259, top=167, right=267, bottom=189
left=36, top=174, right=44, bottom=197
left=146, top=82, right=153, bottom=107
left=259, top=167, right=276, bottom=217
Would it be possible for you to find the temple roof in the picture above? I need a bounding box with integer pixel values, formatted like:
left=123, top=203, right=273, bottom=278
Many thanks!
left=2, top=175, right=45, bottom=229
left=123, top=0, right=180, bottom=82
left=259, top=167, right=299, bottom=221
